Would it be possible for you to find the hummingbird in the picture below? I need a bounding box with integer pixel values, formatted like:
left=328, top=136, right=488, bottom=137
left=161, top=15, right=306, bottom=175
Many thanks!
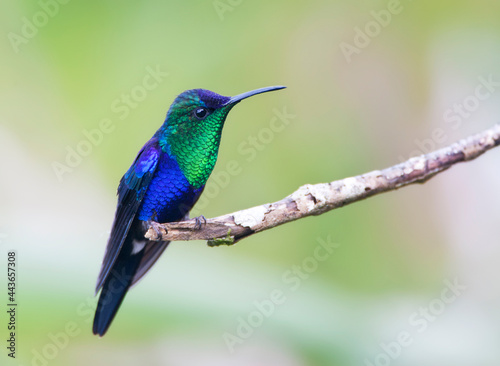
left=93, top=85, right=285, bottom=336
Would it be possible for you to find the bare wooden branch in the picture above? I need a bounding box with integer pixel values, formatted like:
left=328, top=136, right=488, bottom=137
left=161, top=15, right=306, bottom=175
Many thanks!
left=145, top=124, right=500, bottom=246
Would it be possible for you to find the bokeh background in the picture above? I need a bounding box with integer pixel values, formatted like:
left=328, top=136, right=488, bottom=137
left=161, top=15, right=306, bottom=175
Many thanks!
left=1, top=1, right=500, bottom=365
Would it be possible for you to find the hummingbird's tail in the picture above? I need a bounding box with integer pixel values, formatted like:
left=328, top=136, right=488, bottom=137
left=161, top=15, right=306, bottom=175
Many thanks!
left=92, top=247, right=142, bottom=337
left=93, top=232, right=170, bottom=337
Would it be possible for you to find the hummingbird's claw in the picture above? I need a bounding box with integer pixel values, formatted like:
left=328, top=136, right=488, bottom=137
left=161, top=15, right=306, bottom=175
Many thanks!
left=147, top=221, right=166, bottom=240
left=193, top=215, right=207, bottom=230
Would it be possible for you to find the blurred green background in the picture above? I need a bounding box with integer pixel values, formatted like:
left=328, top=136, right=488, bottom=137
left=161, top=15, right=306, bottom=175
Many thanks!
left=1, top=0, right=500, bottom=365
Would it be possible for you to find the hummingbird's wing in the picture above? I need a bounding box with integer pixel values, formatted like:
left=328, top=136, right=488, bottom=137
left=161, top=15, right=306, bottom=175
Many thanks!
left=130, top=240, right=170, bottom=287
left=95, top=137, right=161, bottom=293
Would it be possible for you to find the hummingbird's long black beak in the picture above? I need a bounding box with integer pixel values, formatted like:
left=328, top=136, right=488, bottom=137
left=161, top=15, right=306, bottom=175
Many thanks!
left=225, top=85, right=286, bottom=105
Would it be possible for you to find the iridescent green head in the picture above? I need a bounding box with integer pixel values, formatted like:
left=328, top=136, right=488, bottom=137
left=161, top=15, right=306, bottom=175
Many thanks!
left=156, top=86, right=285, bottom=188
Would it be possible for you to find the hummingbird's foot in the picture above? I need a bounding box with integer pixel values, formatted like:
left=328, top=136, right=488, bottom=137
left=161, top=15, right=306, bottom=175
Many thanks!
left=147, top=221, right=166, bottom=240
left=193, top=215, right=207, bottom=231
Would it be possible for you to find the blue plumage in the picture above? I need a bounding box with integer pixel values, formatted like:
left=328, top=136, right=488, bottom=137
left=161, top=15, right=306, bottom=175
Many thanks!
left=138, top=151, right=203, bottom=223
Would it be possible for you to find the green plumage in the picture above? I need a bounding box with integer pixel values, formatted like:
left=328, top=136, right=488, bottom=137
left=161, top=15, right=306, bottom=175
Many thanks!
left=158, top=91, right=235, bottom=188
left=168, top=106, right=234, bottom=188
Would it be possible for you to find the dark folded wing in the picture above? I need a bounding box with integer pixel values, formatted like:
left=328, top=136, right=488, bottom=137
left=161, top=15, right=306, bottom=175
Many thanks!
left=95, top=138, right=161, bottom=293
left=130, top=240, right=170, bottom=287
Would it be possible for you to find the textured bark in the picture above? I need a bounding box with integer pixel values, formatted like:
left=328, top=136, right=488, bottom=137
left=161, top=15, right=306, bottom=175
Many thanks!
left=145, top=124, right=500, bottom=246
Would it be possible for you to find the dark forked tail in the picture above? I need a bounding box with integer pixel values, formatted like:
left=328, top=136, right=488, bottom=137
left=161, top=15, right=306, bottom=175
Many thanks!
left=92, top=245, right=142, bottom=337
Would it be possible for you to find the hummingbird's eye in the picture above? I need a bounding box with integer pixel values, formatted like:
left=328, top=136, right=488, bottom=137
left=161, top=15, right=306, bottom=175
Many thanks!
left=194, top=107, right=209, bottom=120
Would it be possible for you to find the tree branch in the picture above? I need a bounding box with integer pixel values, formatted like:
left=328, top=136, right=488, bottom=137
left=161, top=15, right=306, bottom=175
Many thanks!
left=145, top=124, right=500, bottom=246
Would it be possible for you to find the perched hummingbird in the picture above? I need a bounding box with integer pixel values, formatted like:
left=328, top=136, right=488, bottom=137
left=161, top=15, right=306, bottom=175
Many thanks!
left=93, top=85, right=285, bottom=336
